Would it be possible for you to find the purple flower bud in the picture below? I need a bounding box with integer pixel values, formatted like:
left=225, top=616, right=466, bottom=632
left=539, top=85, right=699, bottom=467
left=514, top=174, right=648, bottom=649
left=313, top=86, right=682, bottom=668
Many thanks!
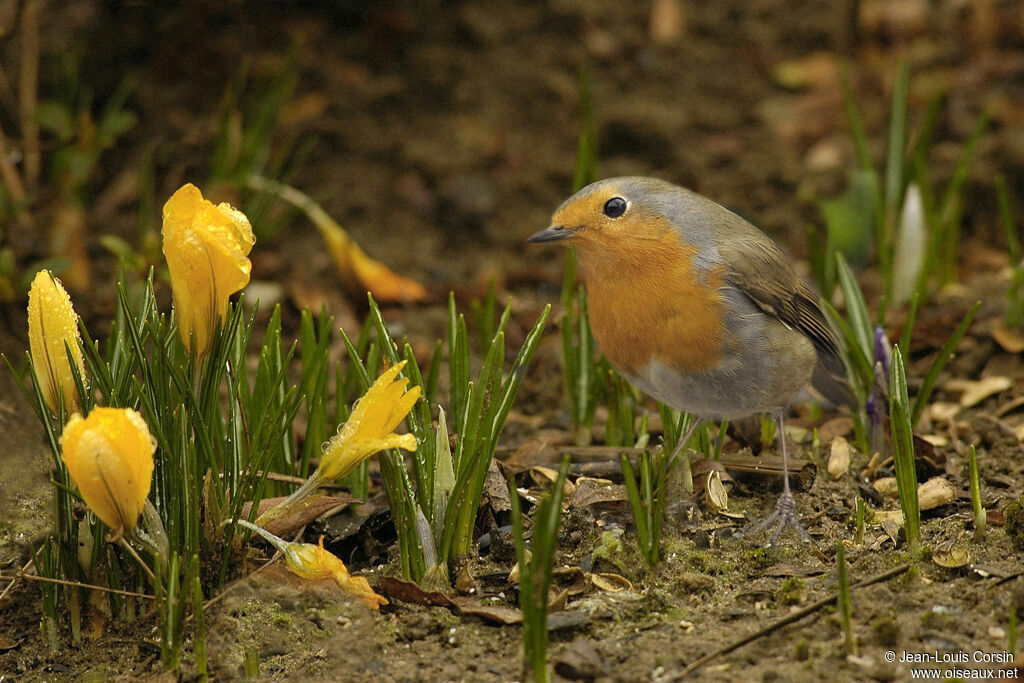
left=873, top=325, right=892, bottom=377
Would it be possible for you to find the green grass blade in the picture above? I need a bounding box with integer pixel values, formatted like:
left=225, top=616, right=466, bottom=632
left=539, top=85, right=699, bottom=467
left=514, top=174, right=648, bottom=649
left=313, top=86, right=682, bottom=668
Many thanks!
left=889, top=346, right=920, bottom=558
left=885, top=60, right=910, bottom=216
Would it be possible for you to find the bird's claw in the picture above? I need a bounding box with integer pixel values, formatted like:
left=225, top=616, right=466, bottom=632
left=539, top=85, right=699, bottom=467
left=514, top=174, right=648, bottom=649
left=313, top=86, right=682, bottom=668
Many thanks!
left=745, top=491, right=811, bottom=543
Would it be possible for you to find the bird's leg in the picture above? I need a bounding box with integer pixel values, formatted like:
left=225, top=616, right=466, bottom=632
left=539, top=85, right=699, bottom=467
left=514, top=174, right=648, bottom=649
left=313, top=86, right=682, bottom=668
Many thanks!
left=746, top=412, right=811, bottom=543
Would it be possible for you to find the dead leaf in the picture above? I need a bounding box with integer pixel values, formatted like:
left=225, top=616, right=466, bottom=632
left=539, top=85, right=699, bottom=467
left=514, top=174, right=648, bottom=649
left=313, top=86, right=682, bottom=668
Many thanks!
left=530, top=466, right=559, bottom=486
left=508, top=549, right=531, bottom=584
left=929, top=402, right=961, bottom=424
left=705, top=470, right=729, bottom=513
left=872, top=477, right=954, bottom=511
left=873, top=477, right=899, bottom=497
left=918, top=477, right=955, bottom=511
left=243, top=494, right=356, bottom=538
left=828, top=436, right=850, bottom=480
left=451, top=601, right=522, bottom=625
left=549, top=587, right=569, bottom=611
left=483, top=460, right=511, bottom=515
left=932, top=546, right=970, bottom=569
left=529, top=466, right=576, bottom=497
left=946, top=376, right=1013, bottom=408
left=878, top=515, right=904, bottom=544
left=378, top=576, right=456, bottom=610
left=567, top=479, right=628, bottom=508
left=992, top=325, right=1024, bottom=353
left=0, top=633, right=18, bottom=652
left=589, top=572, right=632, bottom=593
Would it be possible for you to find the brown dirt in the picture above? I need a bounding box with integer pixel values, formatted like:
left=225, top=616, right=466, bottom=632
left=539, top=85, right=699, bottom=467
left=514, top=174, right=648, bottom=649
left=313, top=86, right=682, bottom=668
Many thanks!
left=2, top=1, right=1024, bottom=681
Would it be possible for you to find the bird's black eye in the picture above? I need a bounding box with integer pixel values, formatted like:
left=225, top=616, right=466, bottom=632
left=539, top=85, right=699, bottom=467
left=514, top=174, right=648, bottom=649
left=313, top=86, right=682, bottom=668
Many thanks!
left=602, top=197, right=627, bottom=218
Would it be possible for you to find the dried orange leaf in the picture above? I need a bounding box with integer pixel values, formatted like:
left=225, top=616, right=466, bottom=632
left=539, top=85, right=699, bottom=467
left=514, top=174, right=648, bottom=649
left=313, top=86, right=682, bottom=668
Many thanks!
left=246, top=175, right=427, bottom=303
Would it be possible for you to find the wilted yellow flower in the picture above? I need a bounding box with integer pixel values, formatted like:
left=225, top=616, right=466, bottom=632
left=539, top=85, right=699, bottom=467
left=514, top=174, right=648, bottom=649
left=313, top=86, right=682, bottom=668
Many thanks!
left=316, top=360, right=420, bottom=481
left=161, top=183, right=255, bottom=356
left=284, top=536, right=388, bottom=610
left=27, top=269, right=87, bottom=415
left=61, top=407, right=156, bottom=534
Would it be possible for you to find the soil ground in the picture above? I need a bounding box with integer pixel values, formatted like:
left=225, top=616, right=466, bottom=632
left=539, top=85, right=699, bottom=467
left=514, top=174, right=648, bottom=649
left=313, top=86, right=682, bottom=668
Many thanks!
left=2, top=1, right=1024, bottom=681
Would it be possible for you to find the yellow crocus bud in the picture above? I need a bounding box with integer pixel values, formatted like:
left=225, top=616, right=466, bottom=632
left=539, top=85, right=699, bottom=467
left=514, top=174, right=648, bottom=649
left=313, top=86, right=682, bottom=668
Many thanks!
left=60, top=407, right=156, bottom=535
left=284, top=536, right=388, bottom=610
left=27, top=269, right=87, bottom=415
left=317, top=360, right=421, bottom=481
left=161, top=183, right=255, bottom=356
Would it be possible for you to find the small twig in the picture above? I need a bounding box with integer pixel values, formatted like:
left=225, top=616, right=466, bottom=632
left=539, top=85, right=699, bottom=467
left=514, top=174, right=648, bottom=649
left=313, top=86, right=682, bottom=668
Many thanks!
left=993, top=395, right=1024, bottom=419
left=0, top=572, right=155, bottom=600
left=0, top=558, right=33, bottom=605
left=117, top=535, right=156, bottom=583
left=991, top=570, right=1024, bottom=588
left=674, top=563, right=912, bottom=679
left=220, top=469, right=349, bottom=490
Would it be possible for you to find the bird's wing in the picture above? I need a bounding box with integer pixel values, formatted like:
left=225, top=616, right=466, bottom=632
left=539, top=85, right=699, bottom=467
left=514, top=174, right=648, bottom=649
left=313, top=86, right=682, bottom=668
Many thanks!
left=716, top=234, right=841, bottom=364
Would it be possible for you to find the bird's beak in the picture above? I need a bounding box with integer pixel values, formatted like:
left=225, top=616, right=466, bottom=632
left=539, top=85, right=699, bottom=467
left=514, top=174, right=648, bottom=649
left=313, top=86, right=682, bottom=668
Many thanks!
left=527, top=224, right=576, bottom=243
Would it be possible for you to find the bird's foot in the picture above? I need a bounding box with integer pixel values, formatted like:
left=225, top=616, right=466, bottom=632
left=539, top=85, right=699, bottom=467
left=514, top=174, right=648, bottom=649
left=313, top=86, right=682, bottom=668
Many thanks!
left=745, top=491, right=811, bottom=543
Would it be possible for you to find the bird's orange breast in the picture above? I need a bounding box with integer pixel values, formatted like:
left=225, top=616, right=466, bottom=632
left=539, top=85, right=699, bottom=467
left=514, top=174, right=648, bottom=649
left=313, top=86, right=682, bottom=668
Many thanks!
left=576, top=224, right=728, bottom=377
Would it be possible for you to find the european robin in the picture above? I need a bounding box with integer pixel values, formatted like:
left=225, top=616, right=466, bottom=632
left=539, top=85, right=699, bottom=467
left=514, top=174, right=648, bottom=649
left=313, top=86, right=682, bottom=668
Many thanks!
left=529, top=177, right=845, bottom=541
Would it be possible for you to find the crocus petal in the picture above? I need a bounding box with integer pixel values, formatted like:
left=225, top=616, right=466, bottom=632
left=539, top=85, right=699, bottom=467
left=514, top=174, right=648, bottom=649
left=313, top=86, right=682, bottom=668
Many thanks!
left=314, top=362, right=419, bottom=482
left=283, top=542, right=329, bottom=580
left=60, top=408, right=156, bottom=533
left=27, top=270, right=87, bottom=415
left=284, top=537, right=388, bottom=610
left=162, top=184, right=255, bottom=356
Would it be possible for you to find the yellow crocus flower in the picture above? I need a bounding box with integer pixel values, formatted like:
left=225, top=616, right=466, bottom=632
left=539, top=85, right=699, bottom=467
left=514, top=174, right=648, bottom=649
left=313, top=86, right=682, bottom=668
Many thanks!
left=161, top=183, right=255, bottom=356
left=27, top=269, right=87, bottom=416
left=254, top=361, right=421, bottom=528
left=316, top=360, right=421, bottom=481
left=283, top=536, right=388, bottom=610
left=60, top=407, right=156, bottom=535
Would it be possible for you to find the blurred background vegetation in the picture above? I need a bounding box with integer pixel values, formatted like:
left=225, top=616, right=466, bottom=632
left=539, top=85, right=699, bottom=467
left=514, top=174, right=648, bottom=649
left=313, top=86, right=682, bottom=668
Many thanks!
left=1, top=0, right=1018, bottom=347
